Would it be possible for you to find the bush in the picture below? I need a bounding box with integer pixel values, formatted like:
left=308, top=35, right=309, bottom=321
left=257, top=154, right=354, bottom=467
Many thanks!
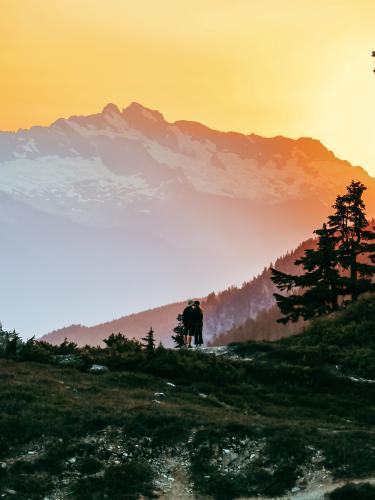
left=321, top=432, right=375, bottom=479
left=327, top=482, right=375, bottom=499
left=4, top=461, right=54, bottom=499
left=103, top=333, right=142, bottom=353
left=18, top=338, right=53, bottom=363
left=72, top=461, right=156, bottom=499
left=54, top=338, right=79, bottom=355
left=77, top=456, right=102, bottom=475
left=122, top=410, right=192, bottom=446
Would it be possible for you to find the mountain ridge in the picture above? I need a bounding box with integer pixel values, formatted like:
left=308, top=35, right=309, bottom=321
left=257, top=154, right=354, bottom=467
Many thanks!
left=1, top=101, right=374, bottom=335
left=40, top=237, right=315, bottom=346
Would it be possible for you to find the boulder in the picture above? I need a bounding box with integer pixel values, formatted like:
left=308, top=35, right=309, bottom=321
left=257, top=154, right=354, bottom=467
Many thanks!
left=89, top=364, right=109, bottom=374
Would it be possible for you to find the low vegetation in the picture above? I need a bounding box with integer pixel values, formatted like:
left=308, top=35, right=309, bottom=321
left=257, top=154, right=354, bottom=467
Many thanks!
left=326, top=482, right=375, bottom=500
left=1, top=293, right=375, bottom=498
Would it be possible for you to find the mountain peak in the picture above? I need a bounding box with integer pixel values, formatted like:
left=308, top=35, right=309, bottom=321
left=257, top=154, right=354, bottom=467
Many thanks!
left=122, top=102, right=165, bottom=123
left=101, top=103, right=121, bottom=115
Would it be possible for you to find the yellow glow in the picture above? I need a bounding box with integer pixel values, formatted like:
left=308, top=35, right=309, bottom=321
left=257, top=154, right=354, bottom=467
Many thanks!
left=1, top=0, right=375, bottom=174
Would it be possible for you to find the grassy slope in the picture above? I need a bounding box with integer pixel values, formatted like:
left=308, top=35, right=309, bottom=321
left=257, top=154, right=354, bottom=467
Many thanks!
left=2, top=294, right=375, bottom=499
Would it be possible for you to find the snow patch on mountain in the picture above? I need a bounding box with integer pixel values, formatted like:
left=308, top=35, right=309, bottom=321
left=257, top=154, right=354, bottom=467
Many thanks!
left=0, top=155, right=158, bottom=224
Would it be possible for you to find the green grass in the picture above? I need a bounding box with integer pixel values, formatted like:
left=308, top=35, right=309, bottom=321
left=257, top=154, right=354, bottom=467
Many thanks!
left=2, top=295, right=375, bottom=498
left=2, top=354, right=375, bottom=498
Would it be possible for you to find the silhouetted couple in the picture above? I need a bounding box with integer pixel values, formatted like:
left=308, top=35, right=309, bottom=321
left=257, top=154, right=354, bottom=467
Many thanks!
left=182, top=300, right=203, bottom=348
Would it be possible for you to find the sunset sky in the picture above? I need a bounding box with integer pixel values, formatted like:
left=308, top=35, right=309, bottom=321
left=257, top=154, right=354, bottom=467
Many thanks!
left=1, top=0, right=375, bottom=175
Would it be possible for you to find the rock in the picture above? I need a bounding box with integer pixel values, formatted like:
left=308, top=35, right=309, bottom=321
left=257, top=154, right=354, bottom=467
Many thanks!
left=199, top=393, right=208, bottom=398
left=68, top=457, right=77, bottom=464
left=154, top=392, right=166, bottom=398
left=54, top=354, right=82, bottom=368
left=89, top=364, right=109, bottom=373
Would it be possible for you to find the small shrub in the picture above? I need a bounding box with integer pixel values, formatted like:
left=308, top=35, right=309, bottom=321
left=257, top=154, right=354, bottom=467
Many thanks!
left=55, top=338, right=79, bottom=355
left=18, top=338, right=53, bottom=364
left=3, top=466, right=54, bottom=499
left=327, top=482, right=375, bottom=499
left=72, top=461, right=156, bottom=499
left=78, top=456, right=102, bottom=475
left=103, top=333, right=141, bottom=353
left=321, top=432, right=375, bottom=479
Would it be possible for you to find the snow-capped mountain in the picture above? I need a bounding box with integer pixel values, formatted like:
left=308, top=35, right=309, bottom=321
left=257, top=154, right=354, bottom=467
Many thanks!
left=1, top=102, right=374, bottom=336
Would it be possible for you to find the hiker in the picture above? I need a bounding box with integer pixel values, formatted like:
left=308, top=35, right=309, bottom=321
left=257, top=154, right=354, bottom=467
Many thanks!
left=191, top=300, right=204, bottom=347
left=182, top=299, right=194, bottom=348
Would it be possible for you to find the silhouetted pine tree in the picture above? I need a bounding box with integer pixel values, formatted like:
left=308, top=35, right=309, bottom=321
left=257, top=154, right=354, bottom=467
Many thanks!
left=172, top=314, right=185, bottom=348
left=271, top=223, right=342, bottom=323
left=328, top=180, right=375, bottom=301
left=272, top=181, right=375, bottom=323
left=5, top=330, right=21, bottom=357
left=141, top=328, right=155, bottom=354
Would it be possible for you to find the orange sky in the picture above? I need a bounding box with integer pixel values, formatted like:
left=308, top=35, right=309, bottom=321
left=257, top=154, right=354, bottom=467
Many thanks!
left=1, top=0, right=375, bottom=175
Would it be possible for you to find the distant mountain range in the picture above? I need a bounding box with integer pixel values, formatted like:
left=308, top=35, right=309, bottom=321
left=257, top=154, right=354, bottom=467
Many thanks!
left=1, top=102, right=374, bottom=336
left=43, top=218, right=375, bottom=348
left=42, top=237, right=314, bottom=346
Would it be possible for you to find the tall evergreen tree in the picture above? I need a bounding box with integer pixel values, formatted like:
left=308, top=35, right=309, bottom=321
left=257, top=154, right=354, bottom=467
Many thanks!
left=172, top=314, right=185, bottom=348
left=141, top=327, right=156, bottom=354
left=272, top=181, right=375, bottom=323
left=328, top=180, right=375, bottom=301
left=271, top=223, right=342, bottom=323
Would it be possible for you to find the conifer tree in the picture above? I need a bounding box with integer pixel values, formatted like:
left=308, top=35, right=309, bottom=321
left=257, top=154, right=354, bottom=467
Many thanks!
left=141, top=327, right=155, bottom=354
left=328, top=180, right=375, bottom=301
left=172, top=314, right=185, bottom=348
left=156, top=341, right=165, bottom=352
left=272, top=181, right=375, bottom=323
left=271, top=223, right=342, bottom=323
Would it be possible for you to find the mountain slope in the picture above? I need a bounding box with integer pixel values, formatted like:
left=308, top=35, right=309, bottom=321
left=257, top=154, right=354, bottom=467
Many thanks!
left=1, top=102, right=374, bottom=335
left=4, top=293, right=375, bottom=499
left=43, top=302, right=184, bottom=348
left=41, top=238, right=315, bottom=346
left=43, top=215, right=375, bottom=348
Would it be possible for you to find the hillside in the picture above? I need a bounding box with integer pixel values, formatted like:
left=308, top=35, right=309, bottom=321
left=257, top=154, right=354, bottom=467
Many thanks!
left=41, top=216, right=375, bottom=348
left=210, top=304, right=305, bottom=346
left=214, top=218, right=375, bottom=347
left=2, top=293, right=375, bottom=499
left=2, top=102, right=375, bottom=335
left=41, top=238, right=315, bottom=346
left=43, top=302, right=184, bottom=348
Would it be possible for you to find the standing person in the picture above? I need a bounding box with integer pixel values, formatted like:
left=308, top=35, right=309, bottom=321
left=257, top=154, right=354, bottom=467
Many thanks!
left=182, top=300, right=194, bottom=348
left=192, top=300, right=204, bottom=347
